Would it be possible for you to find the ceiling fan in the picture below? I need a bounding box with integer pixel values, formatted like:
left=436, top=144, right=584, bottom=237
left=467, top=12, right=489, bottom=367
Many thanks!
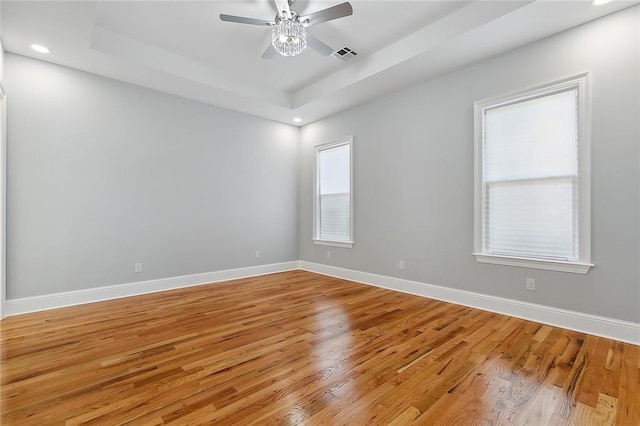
left=220, top=0, right=353, bottom=58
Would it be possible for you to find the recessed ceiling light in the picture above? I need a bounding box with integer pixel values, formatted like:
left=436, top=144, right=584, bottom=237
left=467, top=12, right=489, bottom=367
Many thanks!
left=293, top=117, right=302, bottom=123
left=30, top=44, right=51, bottom=54
left=592, top=0, right=612, bottom=5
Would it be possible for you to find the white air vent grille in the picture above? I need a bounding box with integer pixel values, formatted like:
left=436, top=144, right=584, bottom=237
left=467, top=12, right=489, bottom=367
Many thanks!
left=332, top=46, right=358, bottom=61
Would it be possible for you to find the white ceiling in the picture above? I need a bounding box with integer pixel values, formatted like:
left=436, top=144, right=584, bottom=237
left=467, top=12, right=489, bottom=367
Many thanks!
left=1, top=0, right=637, bottom=126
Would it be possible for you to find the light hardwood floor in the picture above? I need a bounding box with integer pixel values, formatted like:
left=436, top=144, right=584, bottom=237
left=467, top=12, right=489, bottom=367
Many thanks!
left=1, top=271, right=638, bottom=425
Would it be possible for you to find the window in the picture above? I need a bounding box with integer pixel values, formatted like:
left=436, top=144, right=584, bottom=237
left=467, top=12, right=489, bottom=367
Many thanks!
left=314, top=138, right=353, bottom=248
left=473, top=74, right=592, bottom=274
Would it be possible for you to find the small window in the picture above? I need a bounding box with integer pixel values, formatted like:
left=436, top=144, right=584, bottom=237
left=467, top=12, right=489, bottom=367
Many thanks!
left=473, top=74, right=592, bottom=274
left=313, top=138, right=353, bottom=248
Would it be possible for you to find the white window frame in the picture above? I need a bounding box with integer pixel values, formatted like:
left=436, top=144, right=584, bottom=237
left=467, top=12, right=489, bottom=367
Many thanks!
left=313, top=137, right=354, bottom=248
left=473, top=73, right=593, bottom=274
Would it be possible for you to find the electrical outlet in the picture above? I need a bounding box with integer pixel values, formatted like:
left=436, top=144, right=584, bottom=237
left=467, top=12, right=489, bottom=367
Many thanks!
left=326, top=251, right=331, bottom=259
left=526, top=278, right=536, bottom=291
left=134, top=262, right=143, bottom=273
left=255, top=251, right=261, bottom=259
left=398, top=260, right=405, bottom=270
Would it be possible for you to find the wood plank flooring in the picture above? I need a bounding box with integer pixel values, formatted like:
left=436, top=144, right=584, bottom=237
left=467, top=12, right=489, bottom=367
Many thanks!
left=1, top=270, right=639, bottom=425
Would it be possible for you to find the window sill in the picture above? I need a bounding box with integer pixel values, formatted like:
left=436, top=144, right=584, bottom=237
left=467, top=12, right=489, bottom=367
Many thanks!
left=313, top=239, right=354, bottom=249
left=472, top=253, right=593, bottom=274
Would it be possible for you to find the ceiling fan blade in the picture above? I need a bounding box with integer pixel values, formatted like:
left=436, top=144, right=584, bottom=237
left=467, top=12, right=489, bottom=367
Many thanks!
left=262, top=44, right=277, bottom=59
left=220, top=14, right=274, bottom=26
left=273, top=0, right=291, bottom=18
left=306, top=33, right=334, bottom=57
left=299, top=2, right=353, bottom=26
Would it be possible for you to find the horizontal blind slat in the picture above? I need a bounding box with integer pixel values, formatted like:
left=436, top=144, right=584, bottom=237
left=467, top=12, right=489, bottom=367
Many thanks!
left=319, top=193, right=350, bottom=242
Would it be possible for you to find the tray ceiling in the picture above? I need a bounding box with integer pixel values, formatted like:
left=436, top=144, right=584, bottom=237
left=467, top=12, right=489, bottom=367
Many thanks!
left=2, top=1, right=637, bottom=125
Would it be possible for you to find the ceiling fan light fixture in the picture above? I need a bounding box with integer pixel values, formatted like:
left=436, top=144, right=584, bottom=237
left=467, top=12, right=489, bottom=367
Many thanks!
left=272, top=19, right=306, bottom=56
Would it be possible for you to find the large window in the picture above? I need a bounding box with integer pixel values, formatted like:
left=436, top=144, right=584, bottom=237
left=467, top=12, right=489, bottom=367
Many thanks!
left=313, top=138, right=353, bottom=248
left=473, top=74, right=592, bottom=274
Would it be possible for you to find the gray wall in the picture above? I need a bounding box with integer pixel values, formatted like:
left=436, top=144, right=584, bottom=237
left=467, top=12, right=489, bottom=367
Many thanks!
left=299, top=6, right=640, bottom=323
left=6, top=53, right=299, bottom=299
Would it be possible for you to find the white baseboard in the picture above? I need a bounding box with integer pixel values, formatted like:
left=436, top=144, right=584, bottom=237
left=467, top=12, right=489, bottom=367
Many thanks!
left=4, top=261, right=299, bottom=316
left=299, top=261, right=640, bottom=346
left=5, top=260, right=639, bottom=346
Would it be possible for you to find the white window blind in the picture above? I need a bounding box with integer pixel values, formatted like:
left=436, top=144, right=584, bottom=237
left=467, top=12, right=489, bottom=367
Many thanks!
left=314, top=140, right=352, bottom=246
left=483, top=89, right=579, bottom=261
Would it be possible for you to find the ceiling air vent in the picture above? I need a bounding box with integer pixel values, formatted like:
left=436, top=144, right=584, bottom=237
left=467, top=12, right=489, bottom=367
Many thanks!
left=332, top=46, right=358, bottom=61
